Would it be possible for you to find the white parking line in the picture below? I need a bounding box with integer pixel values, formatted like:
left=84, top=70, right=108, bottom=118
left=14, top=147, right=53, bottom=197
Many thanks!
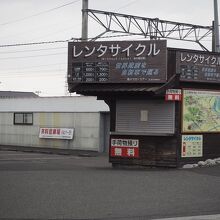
left=153, top=214, right=220, bottom=220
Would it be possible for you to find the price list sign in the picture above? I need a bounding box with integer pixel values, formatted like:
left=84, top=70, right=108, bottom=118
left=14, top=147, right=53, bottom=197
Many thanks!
left=73, top=62, right=109, bottom=83
left=67, top=40, right=167, bottom=83
left=176, top=50, right=220, bottom=83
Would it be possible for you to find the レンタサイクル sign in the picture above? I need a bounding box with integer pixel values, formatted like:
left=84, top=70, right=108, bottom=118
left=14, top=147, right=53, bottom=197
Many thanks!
left=181, top=135, right=203, bottom=157
left=176, top=50, right=220, bottom=83
left=67, top=40, right=167, bottom=83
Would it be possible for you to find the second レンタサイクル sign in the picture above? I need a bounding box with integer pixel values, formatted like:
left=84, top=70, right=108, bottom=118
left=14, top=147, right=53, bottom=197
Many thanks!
left=176, top=50, right=220, bottom=83
left=67, top=40, right=167, bottom=83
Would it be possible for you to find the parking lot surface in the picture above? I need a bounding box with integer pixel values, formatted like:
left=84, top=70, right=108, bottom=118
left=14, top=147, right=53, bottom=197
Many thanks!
left=0, top=150, right=220, bottom=220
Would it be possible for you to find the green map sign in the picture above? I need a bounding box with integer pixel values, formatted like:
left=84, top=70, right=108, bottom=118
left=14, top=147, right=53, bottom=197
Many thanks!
left=182, top=89, right=220, bottom=133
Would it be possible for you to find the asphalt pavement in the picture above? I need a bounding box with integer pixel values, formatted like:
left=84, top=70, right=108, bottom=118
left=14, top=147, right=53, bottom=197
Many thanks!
left=0, top=150, right=220, bottom=220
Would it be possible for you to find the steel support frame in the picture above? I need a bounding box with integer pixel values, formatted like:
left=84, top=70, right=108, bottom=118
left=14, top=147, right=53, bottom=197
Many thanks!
left=85, top=9, right=213, bottom=51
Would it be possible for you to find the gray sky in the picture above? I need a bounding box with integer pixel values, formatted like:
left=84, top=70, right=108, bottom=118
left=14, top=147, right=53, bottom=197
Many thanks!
left=0, top=0, right=217, bottom=96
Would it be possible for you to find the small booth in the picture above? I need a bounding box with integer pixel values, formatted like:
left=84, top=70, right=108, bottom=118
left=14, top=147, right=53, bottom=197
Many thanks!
left=68, top=39, right=220, bottom=167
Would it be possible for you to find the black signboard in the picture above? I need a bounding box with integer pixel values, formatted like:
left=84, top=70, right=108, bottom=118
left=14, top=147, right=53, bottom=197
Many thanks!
left=67, top=40, right=167, bottom=83
left=176, top=50, right=220, bottom=83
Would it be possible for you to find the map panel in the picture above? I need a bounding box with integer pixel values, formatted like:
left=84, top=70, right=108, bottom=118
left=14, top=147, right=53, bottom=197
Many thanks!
left=182, top=90, right=220, bottom=133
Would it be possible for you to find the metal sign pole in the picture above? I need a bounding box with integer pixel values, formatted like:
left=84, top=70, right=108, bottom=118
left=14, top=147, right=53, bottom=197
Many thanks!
left=81, top=0, right=88, bottom=41
left=214, top=0, right=220, bottom=52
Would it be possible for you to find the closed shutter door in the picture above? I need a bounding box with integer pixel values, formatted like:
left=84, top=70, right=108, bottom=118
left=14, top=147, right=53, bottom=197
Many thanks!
left=116, top=99, right=175, bottom=134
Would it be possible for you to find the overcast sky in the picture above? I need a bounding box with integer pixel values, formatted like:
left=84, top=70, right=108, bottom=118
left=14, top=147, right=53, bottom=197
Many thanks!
left=0, top=0, right=218, bottom=96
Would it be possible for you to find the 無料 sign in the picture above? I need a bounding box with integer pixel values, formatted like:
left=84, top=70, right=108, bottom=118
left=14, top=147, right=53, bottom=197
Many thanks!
left=165, top=89, right=182, bottom=101
left=110, top=138, right=139, bottom=158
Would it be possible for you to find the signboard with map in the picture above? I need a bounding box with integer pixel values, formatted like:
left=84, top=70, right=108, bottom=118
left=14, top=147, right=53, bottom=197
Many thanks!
left=67, top=40, right=167, bottom=83
left=182, top=89, right=220, bottom=133
left=176, top=50, right=220, bottom=83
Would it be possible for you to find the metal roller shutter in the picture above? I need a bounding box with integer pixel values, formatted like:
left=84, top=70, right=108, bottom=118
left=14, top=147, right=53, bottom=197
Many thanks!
left=116, top=99, right=175, bottom=134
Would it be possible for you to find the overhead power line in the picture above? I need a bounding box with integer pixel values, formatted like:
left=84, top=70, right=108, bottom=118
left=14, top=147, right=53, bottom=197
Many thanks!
left=0, top=0, right=81, bottom=26
left=0, top=73, right=66, bottom=78
left=0, top=52, right=66, bottom=60
left=0, top=69, right=66, bottom=76
left=0, top=46, right=67, bottom=54
left=0, top=39, right=72, bottom=48
left=0, top=33, right=212, bottom=50
left=0, top=34, right=154, bottom=48
left=2, top=33, right=209, bottom=50
left=0, top=35, right=131, bottom=48
left=118, top=0, right=141, bottom=10
left=0, top=62, right=67, bottom=71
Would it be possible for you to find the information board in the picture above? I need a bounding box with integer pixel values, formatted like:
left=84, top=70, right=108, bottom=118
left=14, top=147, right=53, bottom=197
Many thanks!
left=68, top=40, right=167, bottom=83
left=182, top=89, right=220, bottom=133
left=176, top=50, right=220, bottom=83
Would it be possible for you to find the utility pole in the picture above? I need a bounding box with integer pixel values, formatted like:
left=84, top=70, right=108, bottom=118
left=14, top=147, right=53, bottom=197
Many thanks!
left=81, top=0, right=88, bottom=41
left=214, top=0, right=220, bottom=52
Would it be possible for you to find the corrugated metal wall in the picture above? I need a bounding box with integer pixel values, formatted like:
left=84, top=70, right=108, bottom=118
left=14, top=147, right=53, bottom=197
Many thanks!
left=116, top=99, right=175, bottom=134
left=0, top=112, right=104, bottom=151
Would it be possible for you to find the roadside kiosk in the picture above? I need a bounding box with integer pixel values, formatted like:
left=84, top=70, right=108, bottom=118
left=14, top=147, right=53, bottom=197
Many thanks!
left=68, top=39, right=220, bottom=167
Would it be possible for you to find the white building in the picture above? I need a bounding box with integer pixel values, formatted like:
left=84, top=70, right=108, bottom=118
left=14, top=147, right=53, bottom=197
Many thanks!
left=0, top=96, right=110, bottom=152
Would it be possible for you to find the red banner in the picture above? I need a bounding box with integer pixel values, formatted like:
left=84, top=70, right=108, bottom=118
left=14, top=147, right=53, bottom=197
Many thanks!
left=165, top=89, right=182, bottom=101
left=165, top=93, right=182, bottom=101
left=110, top=138, right=139, bottom=158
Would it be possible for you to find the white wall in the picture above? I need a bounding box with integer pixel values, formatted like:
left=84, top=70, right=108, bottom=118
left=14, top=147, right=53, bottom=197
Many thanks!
left=0, top=112, right=102, bottom=151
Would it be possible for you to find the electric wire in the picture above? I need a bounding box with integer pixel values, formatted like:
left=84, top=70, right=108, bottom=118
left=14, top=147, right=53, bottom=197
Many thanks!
left=0, top=39, right=71, bottom=48
left=28, top=24, right=81, bottom=42
left=0, top=31, right=213, bottom=49
left=0, top=34, right=146, bottom=48
left=0, top=62, right=67, bottom=71
left=117, top=0, right=141, bottom=10
left=0, top=67, right=67, bottom=75
left=0, top=52, right=67, bottom=60
left=0, top=47, right=67, bottom=54
left=0, top=0, right=81, bottom=26
left=0, top=70, right=66, bottom=77
left=0, top=68, right=67, bottom=77
left=0, top=74, right=65, bottom=78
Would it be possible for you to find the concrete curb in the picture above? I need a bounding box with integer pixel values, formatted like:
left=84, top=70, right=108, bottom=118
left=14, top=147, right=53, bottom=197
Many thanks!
left=0, top=145, right=104, bottom=157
